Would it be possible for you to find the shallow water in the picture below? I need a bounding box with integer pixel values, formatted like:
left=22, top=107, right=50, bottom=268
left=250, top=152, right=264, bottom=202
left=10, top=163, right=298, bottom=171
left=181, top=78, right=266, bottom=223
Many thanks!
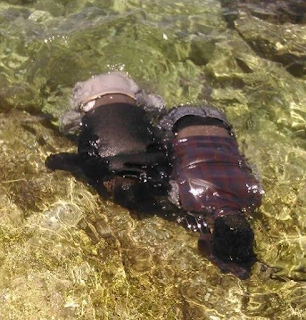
left=0, top=0, right=305, bottom=319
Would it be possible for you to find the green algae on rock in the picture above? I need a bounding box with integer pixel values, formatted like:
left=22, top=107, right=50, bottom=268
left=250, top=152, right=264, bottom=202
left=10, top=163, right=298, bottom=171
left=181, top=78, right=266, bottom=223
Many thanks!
left=0, top=0, right=306, bottom=319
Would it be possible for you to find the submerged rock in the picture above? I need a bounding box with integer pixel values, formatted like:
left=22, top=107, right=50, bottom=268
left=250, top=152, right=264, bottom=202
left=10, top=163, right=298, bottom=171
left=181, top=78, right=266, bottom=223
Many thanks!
left=221, top=0, right=306, bottom=78
left=221, top=0, right=306, bottom=25
left=0, top=0, right=306, bottom=318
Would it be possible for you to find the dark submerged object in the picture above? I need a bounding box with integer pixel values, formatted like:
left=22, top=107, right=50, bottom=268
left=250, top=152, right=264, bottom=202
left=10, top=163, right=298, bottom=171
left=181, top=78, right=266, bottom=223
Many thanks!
left=46, top=72, right=263, bottom=279
left=77, top=103, right=160, bottom=178
left=213, top=215, right=256, bottom=265
left=199, top=214, right=257, bottom=280
left=47, top=102, right=262, bottom=279
left=159, top=106, right=263, bottom=278
left=47, top=72, right=169, bottom=213
left=46, top=100, right=168, bottom=211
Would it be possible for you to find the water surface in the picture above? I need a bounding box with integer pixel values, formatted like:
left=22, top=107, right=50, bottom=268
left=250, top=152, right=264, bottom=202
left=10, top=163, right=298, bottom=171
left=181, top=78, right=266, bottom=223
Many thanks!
left=0, top=0, right=305, bottom=319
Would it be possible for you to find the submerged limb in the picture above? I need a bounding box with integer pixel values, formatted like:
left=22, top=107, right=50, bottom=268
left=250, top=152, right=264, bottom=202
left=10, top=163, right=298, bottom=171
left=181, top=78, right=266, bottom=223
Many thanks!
left=107, top=151, right=168, bottom=172
left=198, top=233, right=254, bottom=280
left=197, top=214, right=257, bottom=280
left=111, top=176, right=161, bottom=211
left=45, top=152, right=81, bottom=171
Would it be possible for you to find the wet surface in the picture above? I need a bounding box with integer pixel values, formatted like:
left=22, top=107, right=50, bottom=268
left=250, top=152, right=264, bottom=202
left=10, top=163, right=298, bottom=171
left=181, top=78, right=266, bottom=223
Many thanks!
left=221, top=0, right=306, bottom=78
left=0, top=0, right=306, bottom=319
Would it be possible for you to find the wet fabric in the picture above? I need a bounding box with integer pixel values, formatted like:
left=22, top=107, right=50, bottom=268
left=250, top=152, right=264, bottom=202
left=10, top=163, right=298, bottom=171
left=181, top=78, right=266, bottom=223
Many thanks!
left=170, top=135, right=263, bottom=214
left=78, top=103, right=154, bottom=158
left=61, top=72, right=166, bottom=135
left=46, top=100, right=169, bottom=212
left=159, top=105, right=232, bottom=134
left=77, top=102, right=167, bottom=181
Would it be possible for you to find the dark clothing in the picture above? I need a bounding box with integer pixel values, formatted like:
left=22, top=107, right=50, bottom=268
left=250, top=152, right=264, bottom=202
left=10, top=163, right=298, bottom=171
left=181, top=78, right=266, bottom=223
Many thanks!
left=159, top=105, right=232, bottom=133
left=48, top=103, right=262, bottom=217
left=46, top=102, right=263, bottom=278
left=158, top=106, right=263, bottom=218
left=79, top=103, right=154, bottom=159
left=160, top=107, right=262, bottom=278
left=46, top=102, right=169, bottom=211
left=170, top=135, right=262, bottom=215
left=77, top=103, right=165, bottom=181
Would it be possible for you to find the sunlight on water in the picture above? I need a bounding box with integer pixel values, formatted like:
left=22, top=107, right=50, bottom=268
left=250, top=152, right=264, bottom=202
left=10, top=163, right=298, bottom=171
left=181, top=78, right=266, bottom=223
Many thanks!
left=0, top=0, right=305, bottom=319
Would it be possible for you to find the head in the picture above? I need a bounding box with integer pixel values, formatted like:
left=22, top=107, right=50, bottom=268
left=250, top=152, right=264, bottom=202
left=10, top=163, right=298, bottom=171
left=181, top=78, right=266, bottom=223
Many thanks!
left=212, top=214, right=256, bottom=266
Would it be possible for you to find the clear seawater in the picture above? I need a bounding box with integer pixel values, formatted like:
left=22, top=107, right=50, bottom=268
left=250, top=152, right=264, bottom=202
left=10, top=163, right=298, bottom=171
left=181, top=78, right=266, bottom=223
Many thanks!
left=0, top=0, right=305, bottom=319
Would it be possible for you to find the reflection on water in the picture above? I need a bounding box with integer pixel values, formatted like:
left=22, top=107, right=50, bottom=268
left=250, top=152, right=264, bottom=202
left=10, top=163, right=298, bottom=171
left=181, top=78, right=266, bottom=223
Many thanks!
left=0, top=0, right=305, bottom=319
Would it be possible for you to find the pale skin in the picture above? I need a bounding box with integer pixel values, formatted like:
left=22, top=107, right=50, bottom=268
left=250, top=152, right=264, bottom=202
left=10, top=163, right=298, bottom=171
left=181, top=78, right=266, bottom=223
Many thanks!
left=176, top=125, right=230, bottom=139
left=87, top=93, right=136, bottom=110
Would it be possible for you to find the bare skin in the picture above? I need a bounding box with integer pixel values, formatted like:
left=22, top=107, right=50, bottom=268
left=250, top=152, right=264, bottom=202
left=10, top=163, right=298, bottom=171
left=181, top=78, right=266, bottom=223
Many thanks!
left=90, top=93, right=136, bottom=109
left=176, top=124, right=230, bottom=139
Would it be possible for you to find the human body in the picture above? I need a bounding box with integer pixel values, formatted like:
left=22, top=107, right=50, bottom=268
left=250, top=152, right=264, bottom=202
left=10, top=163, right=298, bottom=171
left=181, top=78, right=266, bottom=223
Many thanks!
left=46, top=73, right=263, bottom=278
left=159, top=106, right=264, bottom=278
